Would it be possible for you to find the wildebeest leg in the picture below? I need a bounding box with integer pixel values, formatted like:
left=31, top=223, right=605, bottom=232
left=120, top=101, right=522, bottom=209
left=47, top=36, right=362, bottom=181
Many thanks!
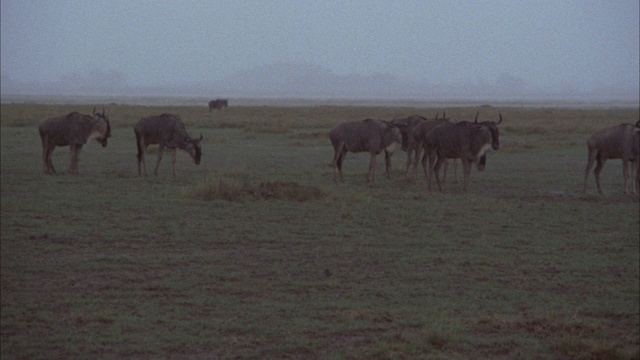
left=171, top=148, right=177, bottom=177
left=69, top=144, right=82, bottom=174
left=41, top=137, right=49, bottom=174
left=48, top=152, right=57, bottom=174
left=433, top=155, right=446, bottom=191
left=140, top=145, right=150, bottom=176
left=48, top=147, right=56, bottom=174
left=384, top=150, right=393, bottom=180
left=42, top=141, right=54, bottom=174
left=44, top=146, right=52, bottom=174
left=138, top=150, right=144, bottom=176
left=136, top=133, right=146, bottom=176
left=337, top=148, right=347, bottom=182
left=422, top=149, right=436, bottom=191
left=46, top=142, right=57, bottom=174
left=420, top=151, right=428, bottom=180
left=73, top=144, right=83, bottom=174
left=412, top=143, right=423, bottom=179
left=405, top=143, right=413, bottom=176
left=368, top=152, right=377, bottom=182
left=636, top=159, right=640, bottom=195
left=631, top=159, right=640, bottom=194
left=593, top=156, right=607, bottom=195
left=622, top=158, right=632, bottom=194
left=583, top=147, right=598, bottom=194
left=461, top=158, right=472, bottom=192
left=154, top=144, right=165, bottom=176
left=332, top=143, right=346, bottom=183
left=414, top=151, right=429, bottom=179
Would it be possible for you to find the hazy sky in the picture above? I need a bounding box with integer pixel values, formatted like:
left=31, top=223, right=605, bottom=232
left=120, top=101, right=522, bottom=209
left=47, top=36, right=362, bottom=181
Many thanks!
left=1, top=0, right=638, bottom=97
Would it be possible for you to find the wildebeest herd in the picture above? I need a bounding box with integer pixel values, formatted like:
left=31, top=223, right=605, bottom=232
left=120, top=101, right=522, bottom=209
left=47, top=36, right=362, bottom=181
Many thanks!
left=38, top=104, right=640, bottom=195
left=39, top=109, right=203, bottom=177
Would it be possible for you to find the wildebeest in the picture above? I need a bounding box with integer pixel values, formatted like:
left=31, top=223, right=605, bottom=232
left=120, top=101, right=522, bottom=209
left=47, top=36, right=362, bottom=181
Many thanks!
left=134, top=114, right=203, bottom=176
left=407, top=113, right=458, bottom=180
left=208, top=99, right=228, bottom=112
left=329, top=119, right=403, bottom=182
left=38, top=107, right=111, bottom=175
left=582, top=120, right=640, bottom=195
left=390, top=112, right=457, bottom=180
left=390, top=114, right=429, bottom=151
left=424, top=112, right=502, bottom=192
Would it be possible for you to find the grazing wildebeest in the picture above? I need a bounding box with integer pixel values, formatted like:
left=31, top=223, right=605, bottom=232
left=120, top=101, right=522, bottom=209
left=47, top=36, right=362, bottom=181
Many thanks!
left=208, top=99, right=228, bottom=112
left=424, top=112, right=502, bottom=192
left=329, top=119, right=403, bottom=183
left=38, top=107, right=111, bottom=175
left=583, top=120, right=640, bottom=195
left=134, top=114, right=203, bottom=176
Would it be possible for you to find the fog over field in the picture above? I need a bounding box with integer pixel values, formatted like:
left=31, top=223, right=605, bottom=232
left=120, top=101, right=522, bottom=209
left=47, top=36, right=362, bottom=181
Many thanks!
left=1, top=1, right=638, bottom=103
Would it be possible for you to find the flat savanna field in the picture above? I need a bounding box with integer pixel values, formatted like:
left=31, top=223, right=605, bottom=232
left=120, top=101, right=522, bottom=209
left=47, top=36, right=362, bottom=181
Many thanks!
left=1, top=102, right=639, bottom=359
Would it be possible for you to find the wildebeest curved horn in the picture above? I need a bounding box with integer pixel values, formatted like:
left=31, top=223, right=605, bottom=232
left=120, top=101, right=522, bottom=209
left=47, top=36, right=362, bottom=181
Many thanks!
left=497, top=112, right=503, bottom=125
left=474, top=112, right=479, bottom=123
left=198, top=134, right=203, bottom=141
left=93, top=106, right=97, bottom=115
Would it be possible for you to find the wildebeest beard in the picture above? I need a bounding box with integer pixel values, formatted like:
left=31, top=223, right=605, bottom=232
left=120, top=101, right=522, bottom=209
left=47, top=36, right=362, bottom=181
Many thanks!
left=477, top=154, right=487, bottom=171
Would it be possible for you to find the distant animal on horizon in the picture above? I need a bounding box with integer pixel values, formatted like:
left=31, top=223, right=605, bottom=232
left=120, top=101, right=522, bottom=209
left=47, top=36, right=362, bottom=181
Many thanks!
left=208, top=98, right=228, bottom=112
left=423, top=112, right=502, bottom=192
left=134, top=114, right=203, bottom=176
left=38, top=107, right=111, bottom=175
left=329, top=119, right=404, bottom=183
left=583, top=120, right=640, bottom=195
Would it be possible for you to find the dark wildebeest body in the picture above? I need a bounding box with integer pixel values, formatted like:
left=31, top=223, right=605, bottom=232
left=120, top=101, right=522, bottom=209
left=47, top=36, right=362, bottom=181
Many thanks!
left=424, top=113, right=501, bottom=192
left=390, top=114, right=429, bottom=153
left=329, top=119, right=403, bottom=182
left=410, top=117, right=458, bottom=180
left=391, top=113, right=457, bottom=180
left=208, top=99, right=228, bottom=112
left=583, top=120, right=640, bottom=195
left=38, top=108, right=111, bottom=175
left=134, top=114, right=203, bottom=176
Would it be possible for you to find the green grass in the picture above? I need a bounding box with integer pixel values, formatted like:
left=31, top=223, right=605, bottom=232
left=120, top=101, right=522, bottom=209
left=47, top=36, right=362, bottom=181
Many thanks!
left=1, top=103, right=639, bottom=359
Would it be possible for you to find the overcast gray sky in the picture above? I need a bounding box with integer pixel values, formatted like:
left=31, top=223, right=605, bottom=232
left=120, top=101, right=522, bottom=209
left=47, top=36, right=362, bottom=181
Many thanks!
left=1, top=0, right=638, bottom=99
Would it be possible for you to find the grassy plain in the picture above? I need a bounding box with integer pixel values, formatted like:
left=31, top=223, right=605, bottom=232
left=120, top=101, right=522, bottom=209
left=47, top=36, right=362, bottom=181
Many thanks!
left=1, top=102, right=639, bottom=359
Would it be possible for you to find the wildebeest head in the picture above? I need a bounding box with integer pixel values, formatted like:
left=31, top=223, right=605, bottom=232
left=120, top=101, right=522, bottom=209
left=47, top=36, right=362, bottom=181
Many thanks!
left=391, top=115, right=429, bottom=151
left=474, top=111, right=502, bottom=151
left=383, top=121, right=405, bottom=152
left=184, top=134, right=203, bottom=165
left=92, top=107, right=111, bottom=147
left=389, top=117, right=410, bottom=151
